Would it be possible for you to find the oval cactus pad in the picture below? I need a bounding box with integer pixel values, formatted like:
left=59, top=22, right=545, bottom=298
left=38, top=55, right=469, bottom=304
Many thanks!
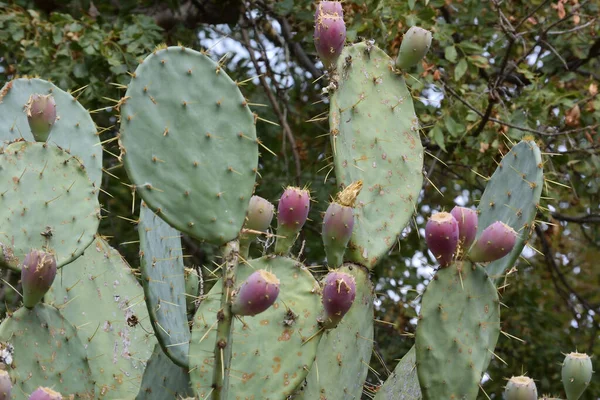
left=119, top=46, right=259, bottom=244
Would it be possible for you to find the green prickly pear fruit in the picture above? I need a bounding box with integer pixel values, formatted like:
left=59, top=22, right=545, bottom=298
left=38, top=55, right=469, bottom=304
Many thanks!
left=240, top=195, right=275, bottom=244
left=319, top=271, right=356, bottom=329
left=25, top=94, right=56, bottom=142
left=28, top=387, right=62, bottom=400
left=231, top=270, right=280, bottom=317
left=504, top=376, right=538, bottom=400
left=450, top=206, right=478, bottom=250
left=274, top=187, right=311, bottom=254
left=469, top=221, right=517, bottom=263
left=21, top=250, right=57, bottom=309
left=0, top=370, right=11, bottom=400
left=425, top=212, right=459, bottom=267
left=314, top=1, right=346, bottom=68
left=395, top=26, right=433, bottom=70
left=561, top=352, right=593, bottom=400
left=184, top=267, right=200, bottom=315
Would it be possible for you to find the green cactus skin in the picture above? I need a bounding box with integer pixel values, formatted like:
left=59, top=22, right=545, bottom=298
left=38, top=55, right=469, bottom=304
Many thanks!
left=136, top=344, right=193, bottom=400
left=138, top=202, right=190, bottom=368
left=119, top=46, right=259, bottom=245
left=374, top=346, right=422, bottom=400
left=415, top=260, right=500, bottom=399
left=561, top=352, right=593, bottom=400
left=184, top=267, right=200, bottom=317
left=0, top=141, right=100, bottom=270
left=504, top=376, right=538, bottom=400
left=475, top=139, right=543, bottom=282
left=189, top=255, right=322, bottom=399
left=329, top=42, right=424, bottom=268
left=0, top=304, right=95, bottom=399
left=45, top=238, right=156, bottom=399
left=0, top=78, right=103, bottom=187
left=295, top=264, right=374, bottom=400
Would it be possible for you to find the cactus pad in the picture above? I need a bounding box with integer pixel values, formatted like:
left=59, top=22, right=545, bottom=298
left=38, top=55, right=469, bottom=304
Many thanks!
left=295, top=264, right=374, bottom=400
left=189, top=256, right=322, bottom=399
left=136, top=344, right=193, bottom=400
left=0, top=141, right=100, bottom=269
left=329, top=42, right=424, bottom=268
left=0, top=304, right=94, bottom=399
left=45, top=238, right=156, bottom=398
left=0, top=78, right=102, bottom=187
left=415, top=260, right=500, bottom=399
left=374, top=346, right=422, bottom=400
left=119, top=46, right=258, bottom=244
left=138, top=202, right=190, bottom=367
left=475, top=139, right=543, bottom=281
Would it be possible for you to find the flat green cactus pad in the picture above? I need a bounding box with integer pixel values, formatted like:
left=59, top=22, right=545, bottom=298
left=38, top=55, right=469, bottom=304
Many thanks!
left=119, top=46, right=259, bottom=245
left=330, top=42, right=424, bottom=268
left=138, top=202, right=190, bottom=367
left=189, top=256, right=322, bottom=399
left=415, top=260, right=500, bottom=399
left=136, top=343, right=193, bottom=400
left=0, top=78, right=102, bottom=187
left=475, top=139, right=543, bottom=281
left=0, top=141, right=100, bottom=269
left=374, top=346, right=421, bottom=400
left=45, top=238, right=156, bottom=399
left=0, top=304, right=95, bottom=399
left=295, top=264, right=374, bottom=400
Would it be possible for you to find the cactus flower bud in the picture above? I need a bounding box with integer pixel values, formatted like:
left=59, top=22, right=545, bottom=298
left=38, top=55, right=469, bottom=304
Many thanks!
left=29, top=387, right=62, bottom=400
left=319, top=271, right=356, bottom=329
left=504, top=376, right=538, bottom=400
left=561, top=352, right=593, bottom=400
left=25, top=94, right=56, bottom=142
left=314, top=1, right=346, bottom=68
left=0, top=370, right=11, bottom=400
left=425, top=212, right=459, bottom=267
left=468, top=221, right=517, bottom=263
left=274, top=187, right=310, bottom=254
left=21, top=250, right=57, bottom=309
left=395, top=26, right=433, bottom=70
left=231, top=270, right=280, bottom=317
left=450, top=206, right=478, bottom=250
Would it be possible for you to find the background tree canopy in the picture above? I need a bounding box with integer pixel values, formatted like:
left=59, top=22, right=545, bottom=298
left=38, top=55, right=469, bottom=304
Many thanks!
left=0, top=0, right=598, bottom=398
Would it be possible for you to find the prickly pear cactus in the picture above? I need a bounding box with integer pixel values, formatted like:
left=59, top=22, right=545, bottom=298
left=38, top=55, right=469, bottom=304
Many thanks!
left=0, top=78, right=103, bottom=187
left=0, top=304, right=95, bottom=399
left=119, top=46, right=259, bottom=244
left=138, top=202, right=190, bottom=367
left=136, top=344, right=193, bottom=400
left=374, top=346, right=421, bottom=400
left=0, top=141, right=100, bottom=269
left=45, top=237, right=156, bottom=398
left=189, top=256, right=322, bottom=399
left=329, top=42, right=424, bottom=268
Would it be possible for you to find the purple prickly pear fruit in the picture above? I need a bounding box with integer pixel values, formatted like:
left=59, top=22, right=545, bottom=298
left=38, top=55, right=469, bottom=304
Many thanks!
left=28, top=387, right=62, bottom=400
left=231, top=270, right=280, bottom=317
left=395, top=26, right=433, bottom=70
left=468, top=221, right=517, bottom=263
left=425, top=212, right=459, bottom=267
left=314, top=1, right=346, bottom=68
left=0, top=370, right=11, bottom=400
left=274, top=187, right=311, bottom=254
left=322, top=202, right=354, bottom=268
left=450, top=206, right=478, bottom=250
left=504, top=376, right=537, bottom=400
left=320, top=271, right=356, bottom=329
left=25, top=94, right=56, bottom=142
left=21, top=250, right=57, bottom=309
left=240, top=195, right=275, bottom=243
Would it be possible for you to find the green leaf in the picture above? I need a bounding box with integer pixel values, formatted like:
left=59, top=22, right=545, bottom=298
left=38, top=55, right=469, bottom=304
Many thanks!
left=444, top=115, right=465, bottom=137
left=408, top=0, right=416, bottom=10
left=430, top=124, right=446, bottom=152
left=455, top=58, right=468, bottom=80
left=274, top=0, right=294, bottom=15
left=445, top=45, right=458, bottom=63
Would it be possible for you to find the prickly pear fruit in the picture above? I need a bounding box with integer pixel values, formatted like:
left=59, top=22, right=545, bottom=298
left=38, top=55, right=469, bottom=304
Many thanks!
left=504, top=376, right=538, bottom=400
left=561, top=352, right=593, bottom=400
left=425, top=212, right=459, bottom=267
left=395, top=26, right=433, bottom=70
left=314, top=1, right=346, bottom=68
left=25, top=94, right=56, bottom=142
left=468, top=221, right=517, bottom=263
left=319, top=271, right=356, bottom=329
left=21, top=250, right=57, bottom=309
left=231, top=269, right=280, bottom=317
left=240, top=195, right=275, bottom=248
left=28, top=387, right=62, bottom=400
left=0, top=370, right=11, bottom=400
left=450, top=206, right=478, bottom=251
left=274, top=187, right=310, bottom=254
left=322, top=203, right=354, bottom=267
left=184, top=267, right=200, bottom=315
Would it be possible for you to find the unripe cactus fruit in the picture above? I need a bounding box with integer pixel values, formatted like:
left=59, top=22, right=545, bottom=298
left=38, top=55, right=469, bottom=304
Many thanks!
left=504, top=376, right=538, bottom=400
left=322, top=202, right=354, bottom=267
left=21, top=250, right=57, bottom=309
left=274, top=187, right=311, bottom=254
left=425, top=212, right=459, bottom=267
left=0, top=370, right=11, bottom=400
left=240, top=195, right=275, bottom=247
left=319, top=271, right=356, bottom=329
left=25, top=94, right=56, bottom=142
left=395, top=26, right=433, bottom=70
left=28, top=387, right=62, bottom=400
left=450, top=206, right=478, bottom=250
left=314, top=1, right=346, bottom=68
left=561, top=352, right=593, bottom=400
left=231, top=269, right=280, bottom=316
left=184, top=267, right=200, bottom=315
left=468, top=221, right=517, bottom=263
